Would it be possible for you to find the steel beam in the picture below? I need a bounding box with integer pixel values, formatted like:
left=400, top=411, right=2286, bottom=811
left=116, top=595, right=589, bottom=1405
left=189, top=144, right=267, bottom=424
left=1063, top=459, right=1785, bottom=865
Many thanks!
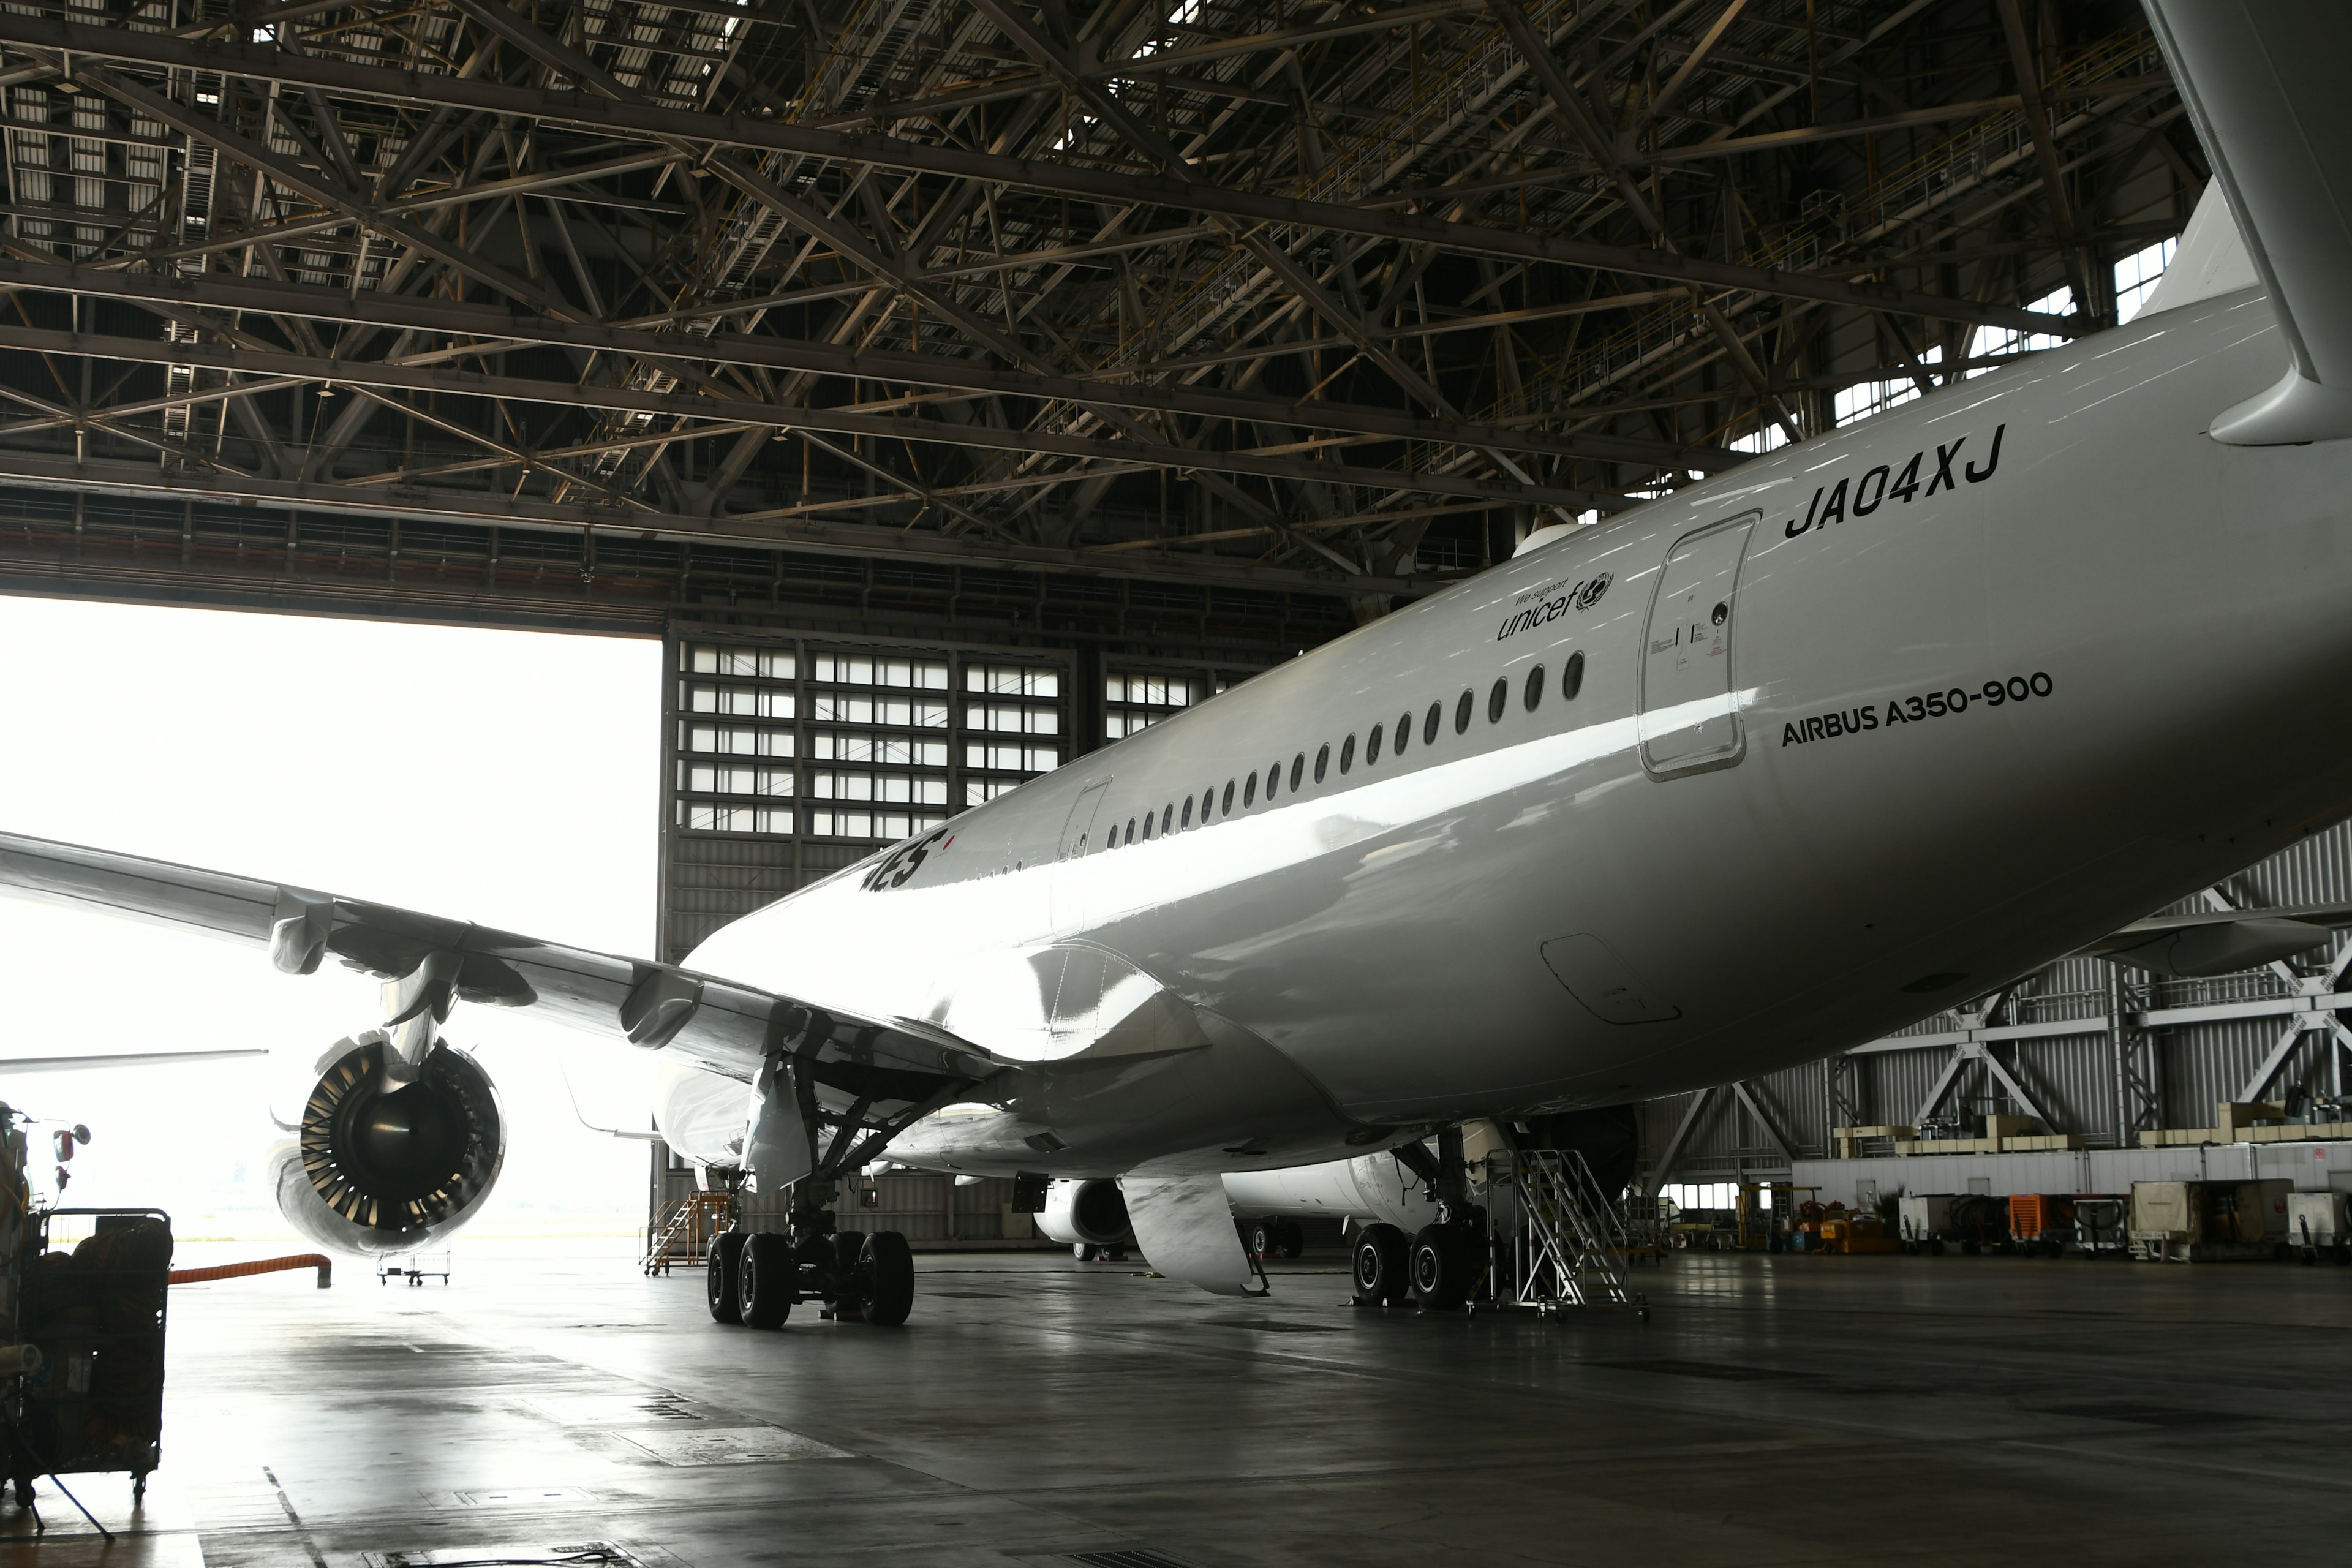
left=0, top=15, right=2083, bottom=339
left=0, top=447, right=1434, bottom=596
left=0, top=259, right=1717, bottom=473
left=0, top=322, right=1611, bottom=509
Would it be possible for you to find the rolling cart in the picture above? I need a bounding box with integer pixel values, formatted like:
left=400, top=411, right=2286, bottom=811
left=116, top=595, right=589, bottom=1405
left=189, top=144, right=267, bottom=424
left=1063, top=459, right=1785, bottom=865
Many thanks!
left=4, top=1206, right=173, bottom=1514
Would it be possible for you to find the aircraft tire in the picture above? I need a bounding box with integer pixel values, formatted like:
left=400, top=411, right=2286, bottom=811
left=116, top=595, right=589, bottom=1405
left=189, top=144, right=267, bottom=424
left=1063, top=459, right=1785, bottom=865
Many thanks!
left=707, top=1232, right=745, bottom=1324
left=1248, top=1220, right=1278, bottom=1259
left=739, top=1233, right=794, bottom=1329
left=1410, top=1224, right=1475, bottom=1311
left=1279, top=1220, right=1306, bottom=1259
left=864, top=1231, right=915, bottom=1326
left=1073, top=1243, right=1096, bottom=1261
left=1352, top=1223, right=1410, bottom=1305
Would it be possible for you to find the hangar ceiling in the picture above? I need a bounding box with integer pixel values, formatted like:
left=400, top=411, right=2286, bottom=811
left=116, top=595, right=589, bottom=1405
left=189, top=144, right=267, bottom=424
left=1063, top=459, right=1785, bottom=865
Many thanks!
left=0, top=0, right=2193, bottom=633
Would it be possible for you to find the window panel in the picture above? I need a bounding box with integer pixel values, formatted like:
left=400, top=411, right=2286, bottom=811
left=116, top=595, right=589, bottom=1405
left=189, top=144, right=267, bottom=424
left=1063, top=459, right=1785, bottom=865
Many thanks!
left=679, top=802, right=793, bottom=834
left=815, top=654, right=949, bottom=689
left=684, top=684, right=793, bottom=718
left=968, top=703, right=1058, bottom=735
left=813, top=694, right=873, bottom=724
left=686, top=645, right=793, bottom=680
left=680, top=764, right=796, bottom=797
left=683, top=724, right=793, bottom=757
left=967, top=663, right=1060, bottom=698
left=965, top=743, right=1060, bottom=772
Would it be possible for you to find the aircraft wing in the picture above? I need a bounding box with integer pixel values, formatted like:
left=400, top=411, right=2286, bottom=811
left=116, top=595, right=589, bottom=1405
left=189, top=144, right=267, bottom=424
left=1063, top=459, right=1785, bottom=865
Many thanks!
left=2146, top=1, right=2352, bottom=445
left=0, top=1049, right=266, bottom=1074
left=2078, top=902, right=2352, bottom=979
left=0, top=829, right=999, bottom=1121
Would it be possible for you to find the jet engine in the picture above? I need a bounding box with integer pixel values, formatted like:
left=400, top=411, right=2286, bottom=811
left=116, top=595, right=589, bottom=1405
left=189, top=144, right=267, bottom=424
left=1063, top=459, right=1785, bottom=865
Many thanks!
left=267, top=1036, right=505, bottom=1255
left=1038, top=1178, right=1133, bottom=1248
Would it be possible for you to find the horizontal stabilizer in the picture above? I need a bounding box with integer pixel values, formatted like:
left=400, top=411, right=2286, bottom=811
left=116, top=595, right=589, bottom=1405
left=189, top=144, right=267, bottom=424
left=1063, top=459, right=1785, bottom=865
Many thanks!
left=2079, top=902, right=2352, bottom=978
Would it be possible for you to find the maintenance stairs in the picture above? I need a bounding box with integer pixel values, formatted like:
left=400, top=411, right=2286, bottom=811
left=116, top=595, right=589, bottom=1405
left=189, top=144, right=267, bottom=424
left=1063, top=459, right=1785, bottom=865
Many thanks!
left=642, top=1191, right=733, bottom=1276
left=1499, top=1150, right=1647, bottom=1319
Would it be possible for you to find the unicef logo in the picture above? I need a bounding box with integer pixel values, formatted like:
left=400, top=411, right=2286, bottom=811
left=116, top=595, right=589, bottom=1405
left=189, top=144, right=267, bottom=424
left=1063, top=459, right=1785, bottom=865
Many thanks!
left=1574, top=572, right=1613, bottom=611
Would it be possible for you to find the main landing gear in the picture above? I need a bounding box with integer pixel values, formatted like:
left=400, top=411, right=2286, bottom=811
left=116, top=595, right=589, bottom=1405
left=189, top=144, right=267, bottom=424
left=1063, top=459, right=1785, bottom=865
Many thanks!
left=1352, top=1125, right=1489, bottom=1311
left=707, top=1183, right=915, bottom=1330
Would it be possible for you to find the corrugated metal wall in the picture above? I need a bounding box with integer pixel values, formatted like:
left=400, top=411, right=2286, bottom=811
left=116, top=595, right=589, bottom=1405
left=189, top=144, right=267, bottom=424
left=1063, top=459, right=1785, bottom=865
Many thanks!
left=1640, top=820, right=2352, bottom=1187
left=740, top=1172, right=1041, bottom=1247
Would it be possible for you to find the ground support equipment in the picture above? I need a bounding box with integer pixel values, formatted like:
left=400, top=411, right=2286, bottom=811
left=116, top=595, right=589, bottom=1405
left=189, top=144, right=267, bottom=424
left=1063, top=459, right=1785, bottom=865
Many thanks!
left=4, top=1206, right=172, bottom=1512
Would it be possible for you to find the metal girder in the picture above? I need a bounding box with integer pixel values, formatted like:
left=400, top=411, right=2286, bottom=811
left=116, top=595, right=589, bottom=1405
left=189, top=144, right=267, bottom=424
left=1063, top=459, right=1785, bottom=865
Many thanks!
left=1645, top=1085, right=1716, bottom=1197
left=0, top=258, right=1721, bottom=474
left=0, top=446, right=1433, bottom=597
left=1730, top=1080, right=1795, bottom=1164
left=0, top=14, right=2083, bottom=339
left=0, top=321, right=1612, bottom=510
left=2238, top=1018, right=2318, bottom=1106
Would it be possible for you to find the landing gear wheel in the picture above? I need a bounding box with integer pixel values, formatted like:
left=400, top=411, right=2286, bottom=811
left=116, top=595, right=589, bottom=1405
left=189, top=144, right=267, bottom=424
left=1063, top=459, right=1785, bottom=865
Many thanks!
left=1072, top=1242, right=1096, bottom=1261
left=863, top=1231, right=914, bottom=1326
left=707, top=1231, right=746, bottom=1324
left=1410, top=1224, right=1477, bottom=1311
left=1248, top=1220, right=1278, bottom=1259
left=1279, top=1220, right=1306, bottom=1259
left=1352, top=1223, right=1410, bottom=1305
left=738, top=1232, right=794, bottom=1329
left=132, top=1473, right=147, bottom=1504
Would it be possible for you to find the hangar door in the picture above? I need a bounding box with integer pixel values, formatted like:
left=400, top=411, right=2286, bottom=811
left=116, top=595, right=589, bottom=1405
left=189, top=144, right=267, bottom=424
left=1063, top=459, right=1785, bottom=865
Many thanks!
left=1638, top=515, right=1755, bottom=776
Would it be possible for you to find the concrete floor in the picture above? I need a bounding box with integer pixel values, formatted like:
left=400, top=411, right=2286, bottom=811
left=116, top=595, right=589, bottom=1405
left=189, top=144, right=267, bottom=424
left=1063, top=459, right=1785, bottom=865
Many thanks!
left=8, top=1240, right=2351, bottom=1567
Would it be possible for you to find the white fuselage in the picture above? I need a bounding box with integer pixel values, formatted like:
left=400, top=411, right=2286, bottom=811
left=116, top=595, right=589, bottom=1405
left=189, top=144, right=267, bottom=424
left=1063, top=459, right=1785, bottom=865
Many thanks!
left=677, top=285, right=2352, bottom=1180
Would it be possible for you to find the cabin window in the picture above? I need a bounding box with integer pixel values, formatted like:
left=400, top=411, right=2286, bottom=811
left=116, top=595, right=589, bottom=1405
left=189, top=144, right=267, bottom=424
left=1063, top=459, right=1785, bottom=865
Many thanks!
left=1161, top=804, right=1174, bottom=835
left=1314, top=744, right=1329, bottom=783
left=1454, top=690, right=1473, bottom=734
left=1124, top=817, right=1136, bottom=845
left=1182, top=796, right=1194, bottom=828
left=1340, top=733, right=1357, bottom=774
left=1201, top=787, right=1216, bottom=822
left=1266, top=761, right=1281, bottom=801
left=1563, top=650, right=1586, bottom=701
left=1243, top=773, right=1257, bottom=808
left=1291, top=752, right=1306, bottom=791
left=1424, top=701, right=1441, bottom=745
left=1488, top=677, right=1508, bottom=723
left=1525, top=666, right=1545, bottom=711
left=1222, top=779, right=1236, bottom=815
left=1394, top=713, right=1411, bottom=755
left=1144, top=812, right=1156, bottom=840
left=1366, top=723, right=1384, bottom=765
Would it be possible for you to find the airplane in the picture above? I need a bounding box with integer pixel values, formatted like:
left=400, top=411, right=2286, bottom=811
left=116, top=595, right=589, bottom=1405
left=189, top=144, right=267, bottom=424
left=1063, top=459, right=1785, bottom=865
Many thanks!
left=0, top=3, right=2345, bottom=1326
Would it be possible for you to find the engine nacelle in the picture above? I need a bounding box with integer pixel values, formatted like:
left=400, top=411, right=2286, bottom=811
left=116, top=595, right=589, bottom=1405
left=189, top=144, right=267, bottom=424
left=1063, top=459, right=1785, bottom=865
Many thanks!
left=1037, top=1178, right=1132, bottom=1246
left=268, top=1038, right=505, bottom=1255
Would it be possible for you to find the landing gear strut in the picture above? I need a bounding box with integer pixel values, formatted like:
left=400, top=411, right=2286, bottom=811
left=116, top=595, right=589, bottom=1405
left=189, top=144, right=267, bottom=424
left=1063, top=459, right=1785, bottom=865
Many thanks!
left=1393, top=1123, right=1487, bottom=1311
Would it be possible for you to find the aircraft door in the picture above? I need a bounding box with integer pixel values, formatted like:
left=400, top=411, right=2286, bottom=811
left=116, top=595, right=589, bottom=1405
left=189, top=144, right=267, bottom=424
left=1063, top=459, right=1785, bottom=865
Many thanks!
left=1051, top=778, right=1110, bottom=930
left=1639, top=514, right=1757, bottom=776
